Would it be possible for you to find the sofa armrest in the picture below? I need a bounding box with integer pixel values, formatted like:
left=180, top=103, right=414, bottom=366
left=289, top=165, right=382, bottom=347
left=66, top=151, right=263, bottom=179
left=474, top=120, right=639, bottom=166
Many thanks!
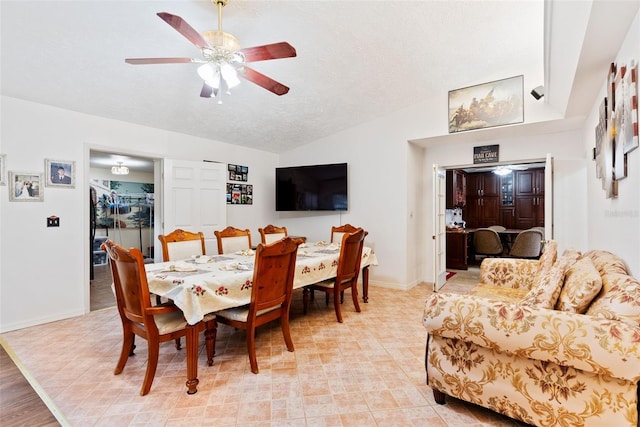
left=479, top=258, right=540, bottom=290
left=423, top=292, right=640, bottom=382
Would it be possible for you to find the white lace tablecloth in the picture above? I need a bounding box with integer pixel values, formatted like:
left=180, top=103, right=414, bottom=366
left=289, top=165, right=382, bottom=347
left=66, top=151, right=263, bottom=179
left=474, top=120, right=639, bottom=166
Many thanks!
left=146, top=245, right=378, bottom=325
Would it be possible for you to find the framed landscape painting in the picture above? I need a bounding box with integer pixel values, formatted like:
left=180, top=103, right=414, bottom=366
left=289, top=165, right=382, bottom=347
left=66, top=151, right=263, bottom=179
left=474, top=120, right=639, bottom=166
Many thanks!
left=449, top=75, right=524, bottom=133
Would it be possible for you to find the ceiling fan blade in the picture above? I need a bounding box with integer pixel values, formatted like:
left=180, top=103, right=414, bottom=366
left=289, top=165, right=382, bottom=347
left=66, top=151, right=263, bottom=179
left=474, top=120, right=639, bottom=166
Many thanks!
left=125, top=58, right=196, bottom=65
left=239, top=42, right=297, bottom=63
left=200, top=83, right=216, bottom=98
left=157, top=12, right=211, bottom=50
left=240, top=66, right=290, bottom=96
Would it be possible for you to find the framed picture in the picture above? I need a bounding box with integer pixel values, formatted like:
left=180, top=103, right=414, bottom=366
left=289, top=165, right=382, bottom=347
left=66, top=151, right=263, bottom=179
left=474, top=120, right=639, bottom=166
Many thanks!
left=9, top=171, right=44, bottom=202
left=448, top=75, right=524, bottom=133
left=0, top=154, right=6, bottom=185
left=45, top=159, right=75, bottom=187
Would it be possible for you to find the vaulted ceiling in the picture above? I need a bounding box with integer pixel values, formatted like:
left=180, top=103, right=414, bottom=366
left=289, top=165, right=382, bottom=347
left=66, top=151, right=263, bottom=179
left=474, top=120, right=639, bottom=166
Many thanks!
left=2, top=1, right=638, bottom=156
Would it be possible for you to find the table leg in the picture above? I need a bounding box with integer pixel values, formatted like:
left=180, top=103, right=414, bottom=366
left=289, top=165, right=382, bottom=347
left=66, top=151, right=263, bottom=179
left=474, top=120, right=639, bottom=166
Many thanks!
left=362, top=266, right=369, bottom=303
left=185, top=325, right=200, bottom=395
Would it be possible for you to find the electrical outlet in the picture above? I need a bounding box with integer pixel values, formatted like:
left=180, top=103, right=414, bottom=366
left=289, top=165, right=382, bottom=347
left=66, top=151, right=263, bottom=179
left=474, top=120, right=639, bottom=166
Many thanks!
left=47, top=216, right=60, bottom=227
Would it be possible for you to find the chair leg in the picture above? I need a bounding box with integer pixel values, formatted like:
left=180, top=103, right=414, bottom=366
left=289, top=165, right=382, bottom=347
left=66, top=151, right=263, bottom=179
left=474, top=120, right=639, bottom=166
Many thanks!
left=205, top=320, right=217, bottom=367
left=325, top=292, right=330, bottom=306
left=115, top=328, right=134, bottom=375
left=281, top=311, right=294, bottom=353
left=175, top=338, right=181, bottom=350
left=302, top=287, right=310, bottom=315
left=433, top=388, right=446, bottom=404
left=333, top=288, right=343, bottom=323
left=140, top=337, right=160, bottom=396
left=185, top=326, right=200, bottom=395
left=247, top=325, right=259, bottom=374
left=351, top=284, right=361, bottom=313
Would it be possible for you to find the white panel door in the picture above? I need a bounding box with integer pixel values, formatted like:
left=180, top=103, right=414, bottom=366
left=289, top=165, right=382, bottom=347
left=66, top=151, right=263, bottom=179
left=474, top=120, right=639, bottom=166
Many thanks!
left=433, top=164, right=447, bottom=291
left=162, top=160, right=226, bottom=257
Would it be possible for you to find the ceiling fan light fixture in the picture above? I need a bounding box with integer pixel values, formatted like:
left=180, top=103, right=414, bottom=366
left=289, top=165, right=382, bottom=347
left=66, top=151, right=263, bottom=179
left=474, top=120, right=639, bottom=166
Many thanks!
left=492, top=166, right=513, bottom=176
left=111, top=162, right=129, bottom=175
left=220, top=62, right=241, bottom=88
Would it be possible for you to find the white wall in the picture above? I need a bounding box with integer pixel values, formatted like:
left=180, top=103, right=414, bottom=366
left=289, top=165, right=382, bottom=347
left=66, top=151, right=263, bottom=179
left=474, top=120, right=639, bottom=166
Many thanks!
left=583, top=11, right=640, bottom=276
left=0, top=96, right=278, bottom=332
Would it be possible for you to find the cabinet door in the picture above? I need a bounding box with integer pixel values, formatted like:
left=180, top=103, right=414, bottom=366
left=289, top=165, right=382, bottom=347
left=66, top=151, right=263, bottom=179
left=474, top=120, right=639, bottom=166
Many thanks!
left=514, top=196, right=536, bottom=229
left=515, top=170, right=536, bottom=196
left=481, top=196, right=500, bottom=226
left=481, top=173, right=500, bottom=197
left=446, top=232, right=468, bottom=270
left=500, top=207, right=516, bottom=229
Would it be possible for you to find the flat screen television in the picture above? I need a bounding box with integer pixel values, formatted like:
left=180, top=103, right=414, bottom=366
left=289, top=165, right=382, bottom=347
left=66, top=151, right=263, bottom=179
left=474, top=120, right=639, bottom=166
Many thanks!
left=276, top=163, right=348, bottom=211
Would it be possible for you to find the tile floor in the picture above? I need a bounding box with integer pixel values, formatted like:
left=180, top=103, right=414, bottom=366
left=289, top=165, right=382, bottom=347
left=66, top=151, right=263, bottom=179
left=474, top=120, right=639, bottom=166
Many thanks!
left=2, top=269, right=530, bottom=426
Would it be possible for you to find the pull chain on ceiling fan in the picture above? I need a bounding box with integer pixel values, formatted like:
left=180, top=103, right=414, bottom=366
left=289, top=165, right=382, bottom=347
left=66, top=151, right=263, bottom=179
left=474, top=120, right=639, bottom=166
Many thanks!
left=125, top=0, right=296, bottom=103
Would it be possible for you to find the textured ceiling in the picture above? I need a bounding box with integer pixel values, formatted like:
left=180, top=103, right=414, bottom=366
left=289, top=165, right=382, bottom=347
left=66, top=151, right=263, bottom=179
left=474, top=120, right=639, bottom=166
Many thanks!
left=1, top=1, right=544, bottom=156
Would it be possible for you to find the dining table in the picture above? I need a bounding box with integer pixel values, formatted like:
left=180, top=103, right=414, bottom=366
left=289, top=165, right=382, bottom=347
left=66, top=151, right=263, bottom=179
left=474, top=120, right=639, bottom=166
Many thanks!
left=145, top=242, right=378, bottom=326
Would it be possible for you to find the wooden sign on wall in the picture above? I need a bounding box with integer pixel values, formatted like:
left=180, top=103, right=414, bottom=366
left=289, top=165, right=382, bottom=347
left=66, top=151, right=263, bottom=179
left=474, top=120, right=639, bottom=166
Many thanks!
left=473, top=144, right=499, bottom=164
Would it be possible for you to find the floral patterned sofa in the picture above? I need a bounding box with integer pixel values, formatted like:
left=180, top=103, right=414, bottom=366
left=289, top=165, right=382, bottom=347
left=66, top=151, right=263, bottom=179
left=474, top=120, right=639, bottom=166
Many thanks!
left=423, top=241, right=640, bottom=427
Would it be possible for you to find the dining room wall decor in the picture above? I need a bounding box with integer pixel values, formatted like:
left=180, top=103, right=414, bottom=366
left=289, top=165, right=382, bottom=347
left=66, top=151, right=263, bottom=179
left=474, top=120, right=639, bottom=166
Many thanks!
left=228, top=164, right=248, bottom=182
left=45, top=158, right=75, bottom=188
left=0, top=154, right=6, bottom=186
left=227, top=183, right=253, bottom=205
left=448, top=75, right=524, bottom=133
left=9, top=171, right=44, bottom=202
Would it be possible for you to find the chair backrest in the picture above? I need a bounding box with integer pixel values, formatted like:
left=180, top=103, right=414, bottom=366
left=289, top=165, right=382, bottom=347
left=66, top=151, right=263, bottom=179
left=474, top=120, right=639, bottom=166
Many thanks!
left=330, top=223, right=360, bottom=244
left=488, top=225, right=506, bottom=232
left=258, top=224, right=288, bottom=245
left=473, top=228, right=503, bottom=255
left=250, top=237, right=302, bottom=315
left=158, top=229, right=206, bottom=261
left=509, top=229, right=544, bottom=258
left=102, top=240, right=152, bottom=326
left=214, top=226, right=252, bottom=254
left=335, top=228, right=367, bottom=286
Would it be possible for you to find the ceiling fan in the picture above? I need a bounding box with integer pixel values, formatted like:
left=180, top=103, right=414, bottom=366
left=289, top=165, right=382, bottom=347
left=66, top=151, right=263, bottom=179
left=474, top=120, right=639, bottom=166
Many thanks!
left=125, top=0, right=296, bottom=101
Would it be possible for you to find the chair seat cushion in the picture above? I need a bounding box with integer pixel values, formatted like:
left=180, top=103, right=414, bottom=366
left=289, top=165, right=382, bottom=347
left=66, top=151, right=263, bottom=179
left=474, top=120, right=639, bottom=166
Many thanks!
left=216, top=305, right=279, bottom=322
left=312, top=279, right=335, bottom=289
left=154, top=311, right=189, bottom=334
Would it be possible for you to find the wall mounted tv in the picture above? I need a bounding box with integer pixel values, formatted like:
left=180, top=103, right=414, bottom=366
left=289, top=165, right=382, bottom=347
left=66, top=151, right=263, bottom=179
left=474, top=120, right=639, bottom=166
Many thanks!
left=276, top=163, right=348, bottom=211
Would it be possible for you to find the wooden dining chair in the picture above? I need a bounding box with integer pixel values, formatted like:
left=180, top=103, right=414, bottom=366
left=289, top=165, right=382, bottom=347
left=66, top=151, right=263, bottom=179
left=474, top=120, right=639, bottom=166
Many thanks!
left=214, top=226, right=252, bottom=254
left=303, top=228, right=367, bottom=323
left=258, top=224, right=288, bottom=244
left=213, top=237, right=303, bottom=374
left=102, top=240, right=216, bottom=396
left=158, top=229, right=206, bottom=262
left=330, top=223, right=360, bottom=244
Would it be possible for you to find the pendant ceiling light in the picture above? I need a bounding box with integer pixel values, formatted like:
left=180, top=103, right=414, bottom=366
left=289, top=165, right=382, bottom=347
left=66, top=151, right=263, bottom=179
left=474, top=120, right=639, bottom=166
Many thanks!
left=111, top=162, right=130, bottom=175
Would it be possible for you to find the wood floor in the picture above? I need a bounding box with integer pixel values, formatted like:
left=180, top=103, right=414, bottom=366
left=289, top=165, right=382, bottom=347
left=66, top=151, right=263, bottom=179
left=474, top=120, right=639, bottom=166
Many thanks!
left=0, top=342, right=59, bottom=426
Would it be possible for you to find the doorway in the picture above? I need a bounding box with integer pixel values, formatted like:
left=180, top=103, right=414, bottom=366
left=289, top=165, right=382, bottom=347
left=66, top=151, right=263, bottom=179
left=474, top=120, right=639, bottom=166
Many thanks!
left=89, top=150, right=157, bottom=311
left=436, top=157, right=552, bottom=282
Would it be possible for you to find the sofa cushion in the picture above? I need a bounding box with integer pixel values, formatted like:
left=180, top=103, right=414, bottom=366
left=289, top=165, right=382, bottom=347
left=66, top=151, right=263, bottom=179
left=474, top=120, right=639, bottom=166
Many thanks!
left=521, top=252, right=577, bottom=309
left=556, top=256, right=603, bottom=313
left=585, top=272, right=640, bottom=326
left=468, top=284, right=529, bottom=302
left=583, top=250, right=628, bottom=275
left=531, top=240, right=558, bottom=286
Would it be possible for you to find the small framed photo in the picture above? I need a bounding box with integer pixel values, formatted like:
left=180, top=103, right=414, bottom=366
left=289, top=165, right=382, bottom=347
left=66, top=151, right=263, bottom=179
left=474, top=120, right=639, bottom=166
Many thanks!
left=0, top=154, right=6, bottom=185
left=9, top=171, right=44, bottom=202
left=45, top=159, right=75, bottom=188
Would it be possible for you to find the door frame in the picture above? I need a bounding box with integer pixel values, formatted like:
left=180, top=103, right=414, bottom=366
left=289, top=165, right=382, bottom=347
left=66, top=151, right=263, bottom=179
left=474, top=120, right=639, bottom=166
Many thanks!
left=434, top=156, right=552, bottom=284
left=84, top=144, right=162, bottom=313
